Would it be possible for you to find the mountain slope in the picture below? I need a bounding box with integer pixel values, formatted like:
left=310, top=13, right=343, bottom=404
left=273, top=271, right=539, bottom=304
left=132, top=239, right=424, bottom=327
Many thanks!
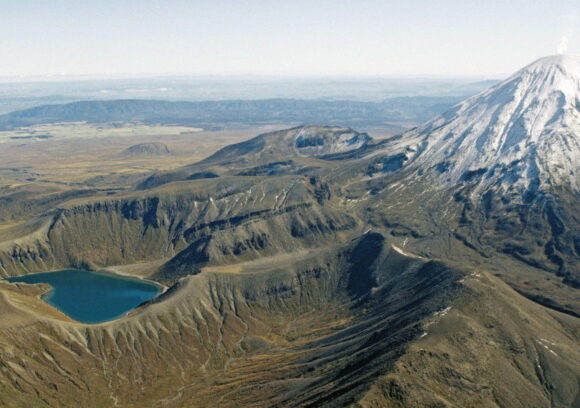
left=1, top=237, right=578, bottom=408
left=138, top=125, right=374, bottom=189
left=340, top=55, right=580, bottom=295
left=406, top=54, right=579, bottom=192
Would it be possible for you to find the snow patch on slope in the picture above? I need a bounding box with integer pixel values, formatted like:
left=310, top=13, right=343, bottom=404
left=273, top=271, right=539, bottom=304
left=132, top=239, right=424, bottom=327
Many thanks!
left=401, top=55, right=580, bottom=193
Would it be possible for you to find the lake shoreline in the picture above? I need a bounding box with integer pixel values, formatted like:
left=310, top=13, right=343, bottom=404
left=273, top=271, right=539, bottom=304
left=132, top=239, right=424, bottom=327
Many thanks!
left=6, top=269, right=162, bottom=324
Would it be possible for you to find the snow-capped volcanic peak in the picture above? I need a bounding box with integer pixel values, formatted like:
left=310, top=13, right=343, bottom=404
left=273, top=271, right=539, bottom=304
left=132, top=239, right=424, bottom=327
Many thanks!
left=410, top=54, right=580, bottom=192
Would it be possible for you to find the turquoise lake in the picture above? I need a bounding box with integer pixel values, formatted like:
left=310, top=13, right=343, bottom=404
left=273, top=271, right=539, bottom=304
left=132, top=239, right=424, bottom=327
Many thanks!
left=7, top=269, right=161, bottom=324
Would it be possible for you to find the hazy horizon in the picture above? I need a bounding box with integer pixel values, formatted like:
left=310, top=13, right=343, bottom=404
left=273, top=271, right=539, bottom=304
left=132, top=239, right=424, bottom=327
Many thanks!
left=2, top=0, right=578, bottom=78
left=0, top=72, right=501, bottom=84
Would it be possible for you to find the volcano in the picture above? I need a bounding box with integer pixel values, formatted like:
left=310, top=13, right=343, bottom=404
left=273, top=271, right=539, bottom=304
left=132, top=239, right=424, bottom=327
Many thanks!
left=406, top=54, right=579, bottom=191
left=348, top=55, right=580, bottom=290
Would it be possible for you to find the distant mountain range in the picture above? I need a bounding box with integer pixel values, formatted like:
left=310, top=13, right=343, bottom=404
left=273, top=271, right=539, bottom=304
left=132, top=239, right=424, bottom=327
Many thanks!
left=0, top=96, right=474, bottom=131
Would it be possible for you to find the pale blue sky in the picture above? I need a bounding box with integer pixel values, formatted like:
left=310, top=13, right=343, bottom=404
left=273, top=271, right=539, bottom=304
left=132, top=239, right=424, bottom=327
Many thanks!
left=0, top=0, right=578, bottom=77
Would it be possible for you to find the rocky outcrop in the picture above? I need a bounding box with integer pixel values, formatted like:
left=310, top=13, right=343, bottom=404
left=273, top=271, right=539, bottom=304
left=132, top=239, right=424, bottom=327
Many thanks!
left=0, top=175, right=358, bottom=279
